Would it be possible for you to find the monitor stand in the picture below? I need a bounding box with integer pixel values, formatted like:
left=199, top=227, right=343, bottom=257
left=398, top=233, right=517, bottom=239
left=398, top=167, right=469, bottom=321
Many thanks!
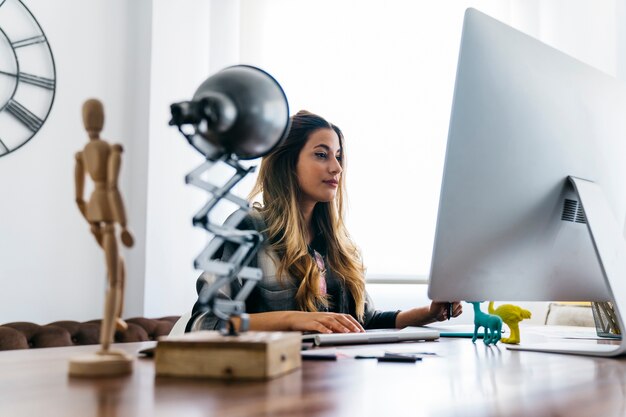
left=507, top=176, right=626, bottom=357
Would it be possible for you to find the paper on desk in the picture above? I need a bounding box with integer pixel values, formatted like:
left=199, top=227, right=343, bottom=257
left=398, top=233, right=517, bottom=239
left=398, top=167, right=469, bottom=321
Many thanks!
left=526, top=325, right=608, bottom=340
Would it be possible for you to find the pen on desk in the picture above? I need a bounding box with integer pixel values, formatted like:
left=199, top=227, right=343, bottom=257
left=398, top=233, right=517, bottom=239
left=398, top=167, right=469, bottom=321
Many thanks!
left=378, top=354, right=421, bottom=363
left=384, top=351, right=437, bottom=357
left=301, top=353, right=337, bottom=361
left=138, top=347, right=155, bottom=358
left=354, top=354, right=422, bottom=363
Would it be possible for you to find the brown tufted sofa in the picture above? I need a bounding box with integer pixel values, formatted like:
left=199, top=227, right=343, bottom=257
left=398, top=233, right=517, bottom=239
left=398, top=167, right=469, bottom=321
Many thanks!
left=0, top=316, right=180, bottom=351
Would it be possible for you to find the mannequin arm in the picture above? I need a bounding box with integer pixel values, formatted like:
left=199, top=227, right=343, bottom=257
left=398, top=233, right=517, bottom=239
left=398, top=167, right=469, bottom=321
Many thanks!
left=107, top=144, right=134, bottom=247
left=74, top=152, right=87, bottom=218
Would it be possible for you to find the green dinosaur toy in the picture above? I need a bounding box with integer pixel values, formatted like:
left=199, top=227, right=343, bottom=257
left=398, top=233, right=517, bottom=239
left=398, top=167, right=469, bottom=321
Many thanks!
left=469, top=301, right=502, bottom=345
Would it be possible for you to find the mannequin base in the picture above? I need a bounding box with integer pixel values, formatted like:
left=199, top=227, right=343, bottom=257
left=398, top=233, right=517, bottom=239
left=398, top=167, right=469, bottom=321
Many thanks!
left=68, top=349, right=133, bottom=377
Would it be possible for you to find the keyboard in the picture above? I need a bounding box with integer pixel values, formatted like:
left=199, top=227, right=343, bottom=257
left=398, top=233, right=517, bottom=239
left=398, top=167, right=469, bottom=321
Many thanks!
left=301, top=327, right=439, bottom=347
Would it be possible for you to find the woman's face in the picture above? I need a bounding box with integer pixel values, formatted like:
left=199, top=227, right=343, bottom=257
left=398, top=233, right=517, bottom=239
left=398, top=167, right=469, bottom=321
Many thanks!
left=296, top=128, right=343, bottom=205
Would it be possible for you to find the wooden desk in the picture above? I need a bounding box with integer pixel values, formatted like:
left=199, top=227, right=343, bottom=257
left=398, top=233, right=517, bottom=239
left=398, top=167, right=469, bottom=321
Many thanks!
left=0, top=329, right=625, bottom=417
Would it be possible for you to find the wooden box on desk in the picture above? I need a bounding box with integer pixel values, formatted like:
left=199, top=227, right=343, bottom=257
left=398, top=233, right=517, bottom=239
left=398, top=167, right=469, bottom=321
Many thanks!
left=155, top=331, right=302, bottom=380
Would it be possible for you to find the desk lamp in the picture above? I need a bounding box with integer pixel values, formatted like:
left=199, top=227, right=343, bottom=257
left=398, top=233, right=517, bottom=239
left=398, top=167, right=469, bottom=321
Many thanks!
left=155, top=65, right=302, bottom=379
left=170, top=64, right=290, bottom=334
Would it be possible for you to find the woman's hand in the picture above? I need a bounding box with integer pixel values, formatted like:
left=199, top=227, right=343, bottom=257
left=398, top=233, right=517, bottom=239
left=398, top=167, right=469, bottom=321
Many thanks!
left=395, top=301, right=463, bottom=328
left=428, top=301, right=463, bottom=321
left=286, top=311, right=365, bottom=334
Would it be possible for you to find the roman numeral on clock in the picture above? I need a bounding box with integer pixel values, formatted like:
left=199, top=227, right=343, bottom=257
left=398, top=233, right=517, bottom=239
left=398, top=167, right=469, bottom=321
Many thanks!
left=12, top=35, right=46, bottom=48
left=5, top=99, right=42, bottom=131
left=19, top=72, right=54, bottom=90
left=0, top=70, right=54, bottom=90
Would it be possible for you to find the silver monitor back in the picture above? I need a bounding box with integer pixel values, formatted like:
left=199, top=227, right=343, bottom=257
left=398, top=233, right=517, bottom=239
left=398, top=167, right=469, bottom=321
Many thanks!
left=428, top=8, right=626, bottom=302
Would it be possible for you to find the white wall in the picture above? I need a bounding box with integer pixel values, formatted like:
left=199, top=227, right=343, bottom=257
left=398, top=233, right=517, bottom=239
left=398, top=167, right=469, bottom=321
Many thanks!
left=0, top=1, right=623, bottom=325
left=143, top=1, right=212, bottom=317
left=510, top=0, right=618, bottom=77
left=0, top=0, right=251, bottom=324
left=0, top=0, right=152, bottom=323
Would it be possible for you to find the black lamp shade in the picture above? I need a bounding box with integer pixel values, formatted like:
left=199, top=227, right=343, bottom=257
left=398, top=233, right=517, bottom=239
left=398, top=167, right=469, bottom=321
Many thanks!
left=192, top=65, right=290, bottom=160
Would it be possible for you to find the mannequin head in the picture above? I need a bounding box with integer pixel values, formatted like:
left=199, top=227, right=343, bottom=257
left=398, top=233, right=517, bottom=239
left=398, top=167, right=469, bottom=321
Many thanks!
left=82, top=99, right=104, bottom=139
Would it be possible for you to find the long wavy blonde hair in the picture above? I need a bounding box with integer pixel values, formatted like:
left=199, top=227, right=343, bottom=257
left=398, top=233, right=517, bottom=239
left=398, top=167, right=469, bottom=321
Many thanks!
left=249, top=110, right=366, bottom=320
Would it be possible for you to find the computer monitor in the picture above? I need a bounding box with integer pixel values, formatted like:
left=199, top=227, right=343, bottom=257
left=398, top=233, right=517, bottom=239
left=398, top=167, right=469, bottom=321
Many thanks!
left=427, top=9, right=626, bottom=356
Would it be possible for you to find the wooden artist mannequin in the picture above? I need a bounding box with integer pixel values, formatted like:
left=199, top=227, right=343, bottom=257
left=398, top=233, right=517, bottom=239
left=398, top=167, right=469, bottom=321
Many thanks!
left=69, top=98, right=134, bottom=376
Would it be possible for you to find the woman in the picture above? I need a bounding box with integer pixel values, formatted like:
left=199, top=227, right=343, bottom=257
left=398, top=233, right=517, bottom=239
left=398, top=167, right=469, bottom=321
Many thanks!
left=188, top=110, right=462, bottom=333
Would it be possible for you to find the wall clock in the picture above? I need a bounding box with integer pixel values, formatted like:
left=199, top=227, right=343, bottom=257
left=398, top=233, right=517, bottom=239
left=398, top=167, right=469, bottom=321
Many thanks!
left=0, top=0, right=55, bottom=157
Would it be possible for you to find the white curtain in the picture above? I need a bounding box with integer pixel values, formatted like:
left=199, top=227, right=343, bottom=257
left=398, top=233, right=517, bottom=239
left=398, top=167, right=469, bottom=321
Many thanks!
left=208, top=0, right=623, bottom=281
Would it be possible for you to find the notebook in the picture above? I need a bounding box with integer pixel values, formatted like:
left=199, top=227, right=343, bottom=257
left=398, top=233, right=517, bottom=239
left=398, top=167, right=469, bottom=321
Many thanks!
left=301, top=326, right=439, bottom=347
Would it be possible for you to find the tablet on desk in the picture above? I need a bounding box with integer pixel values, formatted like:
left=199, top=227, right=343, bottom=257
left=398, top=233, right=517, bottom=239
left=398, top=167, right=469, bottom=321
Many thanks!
left=301, top=327, right=439, bottom=347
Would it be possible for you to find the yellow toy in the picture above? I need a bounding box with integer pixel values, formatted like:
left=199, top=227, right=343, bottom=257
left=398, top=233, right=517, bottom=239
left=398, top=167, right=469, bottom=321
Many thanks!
left=488, top=301, right=531, bottom=344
